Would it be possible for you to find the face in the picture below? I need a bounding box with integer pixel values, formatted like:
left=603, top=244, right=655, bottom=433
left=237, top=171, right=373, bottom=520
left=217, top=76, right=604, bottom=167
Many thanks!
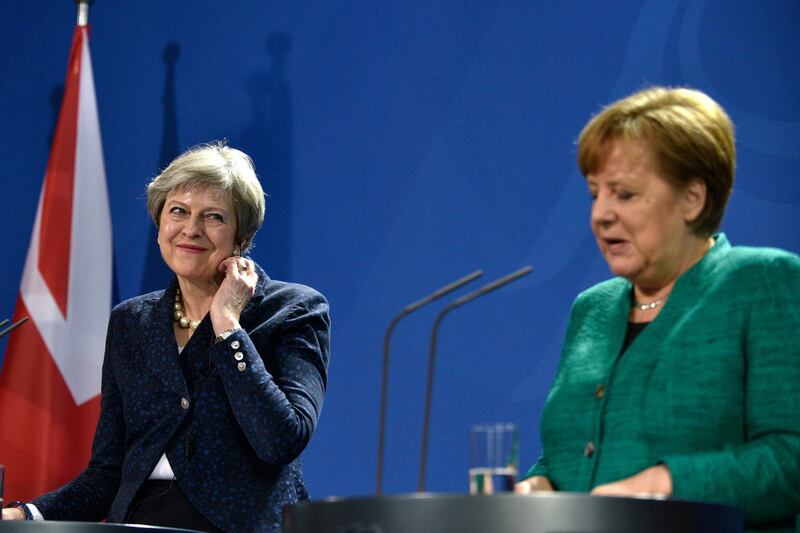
left=587, top=137, right=702, bottom=289
left=158, top=187, right=238, bottom=284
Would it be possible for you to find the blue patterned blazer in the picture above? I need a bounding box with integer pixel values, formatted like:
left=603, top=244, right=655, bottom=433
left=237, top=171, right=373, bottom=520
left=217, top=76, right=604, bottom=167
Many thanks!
left=31, top=263, right=330, bottom=532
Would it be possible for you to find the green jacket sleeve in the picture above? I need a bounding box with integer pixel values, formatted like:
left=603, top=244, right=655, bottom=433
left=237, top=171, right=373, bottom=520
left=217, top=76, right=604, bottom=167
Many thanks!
left=523, top=453, right=547, bottom=480
left=662, top=254, right=800, bottom=524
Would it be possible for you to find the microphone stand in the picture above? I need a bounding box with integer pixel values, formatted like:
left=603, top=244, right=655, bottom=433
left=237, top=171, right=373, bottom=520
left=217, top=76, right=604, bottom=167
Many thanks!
left=417, top=265, right=533, bottom=492
left=0, top=317, right=28, bottom=339
left=376, top=270, right=483, bottom=495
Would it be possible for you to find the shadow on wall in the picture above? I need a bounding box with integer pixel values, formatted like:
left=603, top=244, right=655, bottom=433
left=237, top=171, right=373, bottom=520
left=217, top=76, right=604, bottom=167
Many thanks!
left=140, top=42, right=182, bottom=295
left=240, top=32, right=294, bottom=280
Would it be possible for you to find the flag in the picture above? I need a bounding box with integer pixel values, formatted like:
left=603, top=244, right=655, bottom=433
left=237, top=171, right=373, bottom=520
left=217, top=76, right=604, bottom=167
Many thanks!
left=0, top=23, right=112, bottom=501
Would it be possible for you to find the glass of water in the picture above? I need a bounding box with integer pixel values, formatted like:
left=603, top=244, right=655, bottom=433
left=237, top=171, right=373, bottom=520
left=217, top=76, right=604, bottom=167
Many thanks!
left=469, top=422, right=518, bottom=495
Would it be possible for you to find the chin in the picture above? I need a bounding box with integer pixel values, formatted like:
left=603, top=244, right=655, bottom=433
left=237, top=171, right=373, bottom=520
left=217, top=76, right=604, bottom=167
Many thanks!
left=606, top=260, right=641, bottom=281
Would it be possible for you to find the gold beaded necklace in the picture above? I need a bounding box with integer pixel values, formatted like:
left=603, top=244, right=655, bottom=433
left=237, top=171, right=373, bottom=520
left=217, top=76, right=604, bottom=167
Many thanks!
left=174, top=288, right=201, bottom=330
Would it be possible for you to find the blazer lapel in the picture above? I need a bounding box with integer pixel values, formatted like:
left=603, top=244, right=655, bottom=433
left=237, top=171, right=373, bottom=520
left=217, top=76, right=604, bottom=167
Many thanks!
left=133, top=263, right=271, bottom=396
left=604, top=280, right=634, bottom=371
left=136, top=281, right=190, bottom=398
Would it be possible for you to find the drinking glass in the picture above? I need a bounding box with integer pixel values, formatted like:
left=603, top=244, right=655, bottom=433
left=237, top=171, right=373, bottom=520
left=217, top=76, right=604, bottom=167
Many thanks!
left=469, top=422, right=518, bottom=494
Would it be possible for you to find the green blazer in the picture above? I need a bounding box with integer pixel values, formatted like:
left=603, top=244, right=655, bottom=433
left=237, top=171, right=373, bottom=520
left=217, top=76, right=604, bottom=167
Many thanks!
left=527, top=234, right=800, bottom=531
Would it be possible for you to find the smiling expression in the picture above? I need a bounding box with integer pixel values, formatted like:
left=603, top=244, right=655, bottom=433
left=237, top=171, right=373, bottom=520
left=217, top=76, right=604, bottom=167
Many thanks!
left=587, top=137, right=703, bottom=290
left=158, top=187, right=238, bottom=284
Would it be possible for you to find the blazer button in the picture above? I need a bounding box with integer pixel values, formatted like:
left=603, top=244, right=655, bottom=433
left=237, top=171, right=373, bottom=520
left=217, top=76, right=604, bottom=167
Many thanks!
left=231, top=340, right=240, bottom=349
left=234, top=351, right=244, bottom=361
left=237, top=361, right=247, bottom=372
left=583, top=441, right=595, bottom=457
left=594, top=384, right=606, bottom=400
left=180, top=397, right=190, bottom=410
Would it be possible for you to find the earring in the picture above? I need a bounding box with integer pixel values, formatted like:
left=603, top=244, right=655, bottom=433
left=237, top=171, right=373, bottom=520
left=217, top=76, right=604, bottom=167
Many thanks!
left=233, top=249, right=240, bottom=257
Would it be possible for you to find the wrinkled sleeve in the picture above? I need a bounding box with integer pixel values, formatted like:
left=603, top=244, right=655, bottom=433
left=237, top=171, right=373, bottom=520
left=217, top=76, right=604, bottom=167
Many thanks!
left=662, top=255, right=800, bottom=524
left=210, top=286, right=330, bottom=466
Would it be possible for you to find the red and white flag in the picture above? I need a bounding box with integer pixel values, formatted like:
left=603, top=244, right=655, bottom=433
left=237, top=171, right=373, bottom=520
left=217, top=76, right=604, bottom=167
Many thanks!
left=0, top=23, right=112, bottom=500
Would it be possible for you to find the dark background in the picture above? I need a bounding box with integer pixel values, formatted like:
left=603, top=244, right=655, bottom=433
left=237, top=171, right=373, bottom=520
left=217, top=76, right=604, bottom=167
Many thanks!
left=1, top=1, right=798, bottom=498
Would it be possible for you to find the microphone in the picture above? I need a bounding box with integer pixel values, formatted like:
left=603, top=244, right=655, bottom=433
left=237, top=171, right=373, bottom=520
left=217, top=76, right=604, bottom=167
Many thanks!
left=417, top=265, right=533, bottom=492
left=376, top=270, right=483, bottom=495
left=0, top=317, right=28, bottom=339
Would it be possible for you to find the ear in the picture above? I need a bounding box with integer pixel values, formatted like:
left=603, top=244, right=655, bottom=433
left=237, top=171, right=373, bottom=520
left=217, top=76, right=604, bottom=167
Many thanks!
left=680, top=178, right=706, bottom=224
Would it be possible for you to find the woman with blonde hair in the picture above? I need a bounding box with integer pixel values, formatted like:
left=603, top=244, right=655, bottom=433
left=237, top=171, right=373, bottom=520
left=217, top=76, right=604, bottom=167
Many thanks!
left=517, top=88, right=800, bottom=532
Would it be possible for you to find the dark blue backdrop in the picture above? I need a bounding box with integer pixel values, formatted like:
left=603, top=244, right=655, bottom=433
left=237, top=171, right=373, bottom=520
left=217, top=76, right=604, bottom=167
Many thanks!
left=1, top=1, right=798, bottom=498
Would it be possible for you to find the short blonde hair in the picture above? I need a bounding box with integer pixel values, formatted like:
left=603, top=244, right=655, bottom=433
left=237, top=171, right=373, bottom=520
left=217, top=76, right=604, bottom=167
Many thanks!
left=578, top=87, right=735, bottom=236
left=147, top=142, right=266, bottom=253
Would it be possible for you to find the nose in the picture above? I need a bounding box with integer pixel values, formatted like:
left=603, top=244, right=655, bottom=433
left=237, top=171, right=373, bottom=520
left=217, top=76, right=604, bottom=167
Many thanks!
left=591, top=192, right=616, bottom=227
left=182, top=214, right=204, bottom=237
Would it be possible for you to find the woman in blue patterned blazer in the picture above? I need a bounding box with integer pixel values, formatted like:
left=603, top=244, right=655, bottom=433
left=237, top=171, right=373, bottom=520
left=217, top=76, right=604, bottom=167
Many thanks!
left=3, top=142, right=331, bottom=532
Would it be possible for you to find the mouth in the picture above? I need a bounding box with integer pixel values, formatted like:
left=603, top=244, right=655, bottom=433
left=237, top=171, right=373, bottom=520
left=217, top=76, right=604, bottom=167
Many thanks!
left=602, top=237, right=628, bottom=252
left=176, top=243, right=207, bottom=253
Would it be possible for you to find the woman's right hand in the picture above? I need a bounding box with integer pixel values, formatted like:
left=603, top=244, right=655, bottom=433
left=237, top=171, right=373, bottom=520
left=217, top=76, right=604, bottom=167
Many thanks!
left=1, top=507, right=26, bottom=520
left=514, top=475, right=554, bottom=493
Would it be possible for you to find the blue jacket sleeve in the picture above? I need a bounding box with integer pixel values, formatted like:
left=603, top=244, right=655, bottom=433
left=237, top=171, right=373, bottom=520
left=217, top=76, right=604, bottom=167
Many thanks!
left=209, top=285, right=330, bottom=466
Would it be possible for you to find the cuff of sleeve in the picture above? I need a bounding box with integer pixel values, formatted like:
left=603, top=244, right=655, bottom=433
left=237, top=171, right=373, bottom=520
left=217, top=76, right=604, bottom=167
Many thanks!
left=660, top=454, right=708, bottom=501
left=521, top=463, right=547, bottom=481
left=27, top=503, right=44, bottom=521
left=6, top=501, right=38, bottom=520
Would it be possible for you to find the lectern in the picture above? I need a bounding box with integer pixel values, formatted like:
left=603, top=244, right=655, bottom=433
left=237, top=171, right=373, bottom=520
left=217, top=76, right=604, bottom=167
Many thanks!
left=0, top=523, right=199, bottom=533
left=283, top=492, right=743, bottom=533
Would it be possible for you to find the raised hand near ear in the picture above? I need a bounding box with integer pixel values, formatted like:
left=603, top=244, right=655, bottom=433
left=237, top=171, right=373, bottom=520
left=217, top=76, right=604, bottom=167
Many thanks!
left=210, top=253, right=257, bottom=335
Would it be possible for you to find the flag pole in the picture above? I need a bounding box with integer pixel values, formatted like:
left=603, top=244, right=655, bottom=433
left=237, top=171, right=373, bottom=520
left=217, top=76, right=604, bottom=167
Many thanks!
left=75, top=0, right=93, bottom=27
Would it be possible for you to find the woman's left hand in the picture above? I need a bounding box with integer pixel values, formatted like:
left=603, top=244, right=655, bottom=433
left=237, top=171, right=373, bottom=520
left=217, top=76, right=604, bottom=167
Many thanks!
left=590, top=465, right=673, bottom=497
left=210, top=255, right=258, bottom=335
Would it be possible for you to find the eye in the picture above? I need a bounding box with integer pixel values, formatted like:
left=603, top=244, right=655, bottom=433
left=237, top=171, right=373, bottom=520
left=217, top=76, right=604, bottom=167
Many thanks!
left=168, top=206, right=187, bottom=215
left=204, top=213, right=225, bottom=223
left=617, top=190, right=634, bottom=200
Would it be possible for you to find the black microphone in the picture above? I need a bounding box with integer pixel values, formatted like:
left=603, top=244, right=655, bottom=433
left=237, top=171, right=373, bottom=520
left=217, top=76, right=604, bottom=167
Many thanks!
left=417, top=265, right=533, bottom=492
left=376, top=270, right=483, bottom=495
left=0, top=317, right=28, bottom=339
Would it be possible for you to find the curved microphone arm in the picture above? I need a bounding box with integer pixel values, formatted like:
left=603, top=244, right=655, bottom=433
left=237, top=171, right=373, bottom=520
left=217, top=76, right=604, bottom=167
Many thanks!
left=0, top=316, right=28, bottom=339
left=376, top=270, right=483, bottom=495
left=417, top=265, right=533, bottom=492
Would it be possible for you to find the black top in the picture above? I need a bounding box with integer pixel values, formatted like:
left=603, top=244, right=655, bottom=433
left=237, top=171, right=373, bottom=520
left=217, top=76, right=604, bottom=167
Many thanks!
left=621, top=321, right=649, bottom=353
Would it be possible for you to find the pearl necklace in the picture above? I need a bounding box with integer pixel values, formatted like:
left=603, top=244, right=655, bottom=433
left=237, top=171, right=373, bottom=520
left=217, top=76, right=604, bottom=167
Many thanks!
left=174, top=288, right=201, bottom=330
left=634, top=299, right=663, bottom=312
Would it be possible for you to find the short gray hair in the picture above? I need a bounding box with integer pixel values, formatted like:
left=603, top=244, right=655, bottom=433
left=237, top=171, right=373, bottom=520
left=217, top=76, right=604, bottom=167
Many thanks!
left=147, top=141, right=266, bottom=253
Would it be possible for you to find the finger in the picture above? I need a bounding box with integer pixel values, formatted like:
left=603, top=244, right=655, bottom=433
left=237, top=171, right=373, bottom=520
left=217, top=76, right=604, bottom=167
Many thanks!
left=219, top=257, right=237, bottom=272
left=220, top=257, right=248, bottom=276
left=591, top=484, right=627, bottom=496
left=514, top=481, right=531, bottom=494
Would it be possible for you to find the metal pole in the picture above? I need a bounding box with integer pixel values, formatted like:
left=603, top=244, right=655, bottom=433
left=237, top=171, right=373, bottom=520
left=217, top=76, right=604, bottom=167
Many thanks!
left=75, top=0, right=93, bottom=27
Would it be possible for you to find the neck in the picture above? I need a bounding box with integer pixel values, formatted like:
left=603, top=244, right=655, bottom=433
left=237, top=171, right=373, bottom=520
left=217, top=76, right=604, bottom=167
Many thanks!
left=176, top=277, right=218, bottom=319
left=633, top=234, right=714, bottom=303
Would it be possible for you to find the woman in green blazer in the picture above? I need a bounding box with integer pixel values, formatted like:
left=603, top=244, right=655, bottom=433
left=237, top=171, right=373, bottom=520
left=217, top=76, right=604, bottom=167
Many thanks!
left=516, top=87, right=800, bottom=532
